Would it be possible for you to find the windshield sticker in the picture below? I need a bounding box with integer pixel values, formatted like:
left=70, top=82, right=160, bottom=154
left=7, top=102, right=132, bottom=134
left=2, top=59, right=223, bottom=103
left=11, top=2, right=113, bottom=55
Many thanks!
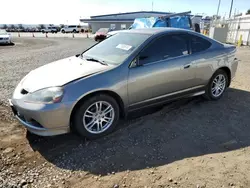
left=116, top=44, right=132, bottom=51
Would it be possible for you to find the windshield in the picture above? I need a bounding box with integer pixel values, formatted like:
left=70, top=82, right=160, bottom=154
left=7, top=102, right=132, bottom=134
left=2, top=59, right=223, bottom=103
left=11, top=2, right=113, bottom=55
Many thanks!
left=82, top=32, right=150, bottom=65
left=0, top=30, right=7, bottom=35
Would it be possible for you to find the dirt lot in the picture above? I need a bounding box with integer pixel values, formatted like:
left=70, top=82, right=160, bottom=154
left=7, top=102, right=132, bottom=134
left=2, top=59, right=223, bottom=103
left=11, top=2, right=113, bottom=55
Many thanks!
left=1, top=38, right=250, bottom=188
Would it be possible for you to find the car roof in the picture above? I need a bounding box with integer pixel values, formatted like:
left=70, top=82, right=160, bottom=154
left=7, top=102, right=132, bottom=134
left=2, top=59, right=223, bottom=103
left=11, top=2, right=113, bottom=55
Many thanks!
left=115, top=28, right=220, bottom=45
left=120, top=27, right=191, bottom=35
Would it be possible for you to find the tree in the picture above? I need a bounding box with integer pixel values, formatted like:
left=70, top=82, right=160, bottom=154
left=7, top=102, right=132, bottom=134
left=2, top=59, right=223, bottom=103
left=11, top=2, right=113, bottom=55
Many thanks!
left=247, top=9, right=250, bottom=15
left=18, top=24, right=24, bottom=29
left=59, top=24, right=65, bottom=29
left=3, top=24, right=7, bottom=29
left=10, top=24, right=16, bottom=29
left=38, top=24, right=45, bottom=29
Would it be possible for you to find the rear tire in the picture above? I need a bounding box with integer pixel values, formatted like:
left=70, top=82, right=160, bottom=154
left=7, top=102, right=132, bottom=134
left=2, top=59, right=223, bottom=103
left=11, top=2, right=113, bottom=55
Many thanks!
left=203, top=69, right=228, bottom=100
left=73, top=94, right=120, bottom=139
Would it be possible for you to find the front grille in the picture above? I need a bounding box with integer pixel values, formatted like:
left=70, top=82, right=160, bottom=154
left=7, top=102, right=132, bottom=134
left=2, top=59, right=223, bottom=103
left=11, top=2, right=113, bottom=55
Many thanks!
left=21, top=89, right=29, bottom=95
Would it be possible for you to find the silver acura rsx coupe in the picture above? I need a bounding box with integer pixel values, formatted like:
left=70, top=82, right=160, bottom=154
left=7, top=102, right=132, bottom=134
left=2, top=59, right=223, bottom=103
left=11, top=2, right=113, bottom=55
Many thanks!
left=9, top=28, right=238, bottom=139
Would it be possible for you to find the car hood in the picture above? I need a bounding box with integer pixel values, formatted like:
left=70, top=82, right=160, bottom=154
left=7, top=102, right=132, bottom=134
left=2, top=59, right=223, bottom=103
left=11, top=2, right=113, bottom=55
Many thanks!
left=20, top=56, right=110, bottom=92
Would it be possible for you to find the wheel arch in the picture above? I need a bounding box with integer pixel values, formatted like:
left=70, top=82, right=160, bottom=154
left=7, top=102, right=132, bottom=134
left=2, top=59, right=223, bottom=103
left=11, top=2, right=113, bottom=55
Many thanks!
left=69, top=90, right=126, bottom=128
left=217, top=66, right=231, bottom=87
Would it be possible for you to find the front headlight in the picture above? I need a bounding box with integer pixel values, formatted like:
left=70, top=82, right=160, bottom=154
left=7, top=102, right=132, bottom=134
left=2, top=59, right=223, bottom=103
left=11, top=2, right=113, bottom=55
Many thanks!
left=24, top=87, right=64, bottom=104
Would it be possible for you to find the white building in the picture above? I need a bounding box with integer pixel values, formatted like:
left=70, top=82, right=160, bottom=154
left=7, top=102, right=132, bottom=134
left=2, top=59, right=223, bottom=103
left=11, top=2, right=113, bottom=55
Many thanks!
left=227, top=14, right=250, bottom=45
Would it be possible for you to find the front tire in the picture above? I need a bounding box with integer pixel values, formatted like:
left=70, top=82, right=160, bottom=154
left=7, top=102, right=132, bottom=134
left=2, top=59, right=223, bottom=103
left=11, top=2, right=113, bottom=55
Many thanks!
left=73, top=94, right=120, bottom=139
left=204, top=69, right=228, bottom=100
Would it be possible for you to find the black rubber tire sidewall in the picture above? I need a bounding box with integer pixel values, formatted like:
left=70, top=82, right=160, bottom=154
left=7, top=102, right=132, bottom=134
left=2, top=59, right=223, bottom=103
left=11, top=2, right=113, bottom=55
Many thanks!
left=73, top=94, right=120, bottom=139
left=205, top=69, right=228, bottom=100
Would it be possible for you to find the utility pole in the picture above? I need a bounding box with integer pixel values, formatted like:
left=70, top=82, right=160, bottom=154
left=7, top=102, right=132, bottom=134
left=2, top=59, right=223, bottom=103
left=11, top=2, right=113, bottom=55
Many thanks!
left=216, top=0, right=221, bottom=18
left=229, top=0, right=234, bottom=18
left=152, top=1, right=154, bottom=11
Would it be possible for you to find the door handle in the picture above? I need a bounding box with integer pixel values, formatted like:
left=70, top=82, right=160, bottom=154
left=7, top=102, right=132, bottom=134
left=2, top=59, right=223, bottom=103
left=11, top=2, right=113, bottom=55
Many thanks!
left=183, top=64, right=191, bottom=69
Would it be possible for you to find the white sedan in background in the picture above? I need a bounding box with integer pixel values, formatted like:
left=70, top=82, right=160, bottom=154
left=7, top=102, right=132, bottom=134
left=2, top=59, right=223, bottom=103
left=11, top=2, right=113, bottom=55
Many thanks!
left=0, top=30, right=11, bottom=44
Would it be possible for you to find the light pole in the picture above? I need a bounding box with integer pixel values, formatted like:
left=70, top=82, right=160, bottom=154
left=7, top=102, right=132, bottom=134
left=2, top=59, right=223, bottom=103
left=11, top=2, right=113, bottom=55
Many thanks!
left=216, top=0, right=221, bottom=17
left=229, top=0, right=234, bottom=18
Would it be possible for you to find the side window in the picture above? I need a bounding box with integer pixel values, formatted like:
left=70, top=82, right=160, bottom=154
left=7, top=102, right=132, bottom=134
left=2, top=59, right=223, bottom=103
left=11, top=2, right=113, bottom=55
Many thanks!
left=139, top=34, right=188, bottom=65
left=190, top=35, right=211, bottom=53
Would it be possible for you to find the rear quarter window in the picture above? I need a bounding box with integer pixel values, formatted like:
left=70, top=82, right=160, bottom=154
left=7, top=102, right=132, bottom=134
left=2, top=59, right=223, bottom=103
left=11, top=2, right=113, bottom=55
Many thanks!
left=190, top=34, right=212, bottom=53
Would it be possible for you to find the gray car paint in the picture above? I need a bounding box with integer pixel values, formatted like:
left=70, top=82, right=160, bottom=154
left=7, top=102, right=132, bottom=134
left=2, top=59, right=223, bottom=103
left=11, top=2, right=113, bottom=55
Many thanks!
left=10, top=28, right=238, bottom=136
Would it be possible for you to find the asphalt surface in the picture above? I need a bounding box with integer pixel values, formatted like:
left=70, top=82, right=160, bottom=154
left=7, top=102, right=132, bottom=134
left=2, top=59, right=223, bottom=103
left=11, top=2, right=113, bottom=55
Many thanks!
left=1, top=38, right=250, bottom=188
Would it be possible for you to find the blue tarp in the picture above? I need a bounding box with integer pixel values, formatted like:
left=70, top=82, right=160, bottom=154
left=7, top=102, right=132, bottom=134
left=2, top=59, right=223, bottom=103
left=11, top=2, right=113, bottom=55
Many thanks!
left=130, top=16, right=191, bottom=30
left=130, top=17, right=157, bottom=29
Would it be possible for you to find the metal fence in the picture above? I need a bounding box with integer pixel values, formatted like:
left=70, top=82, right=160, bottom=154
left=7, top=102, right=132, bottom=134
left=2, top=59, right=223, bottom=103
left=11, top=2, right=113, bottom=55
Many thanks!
left=207, top=16, right=250, bottom=45
left=226, top=16, right=250, bottom=45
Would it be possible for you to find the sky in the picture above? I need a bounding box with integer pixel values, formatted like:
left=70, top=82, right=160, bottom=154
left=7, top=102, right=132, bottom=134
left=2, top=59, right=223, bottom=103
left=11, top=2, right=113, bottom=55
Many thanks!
left=0, top=0, right=248, bottom=24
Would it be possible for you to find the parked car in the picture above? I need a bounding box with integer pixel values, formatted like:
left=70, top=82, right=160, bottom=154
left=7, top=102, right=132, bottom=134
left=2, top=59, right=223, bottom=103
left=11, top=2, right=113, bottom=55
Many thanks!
left=41, top=26, right=58, bottom=33
left=61, top=25, right=81, bottom=33
left=0, top=29, right=11, bottom=44
left=94, top=28, right=110, bottom=41
left=9, top=28, right=238, bottom=139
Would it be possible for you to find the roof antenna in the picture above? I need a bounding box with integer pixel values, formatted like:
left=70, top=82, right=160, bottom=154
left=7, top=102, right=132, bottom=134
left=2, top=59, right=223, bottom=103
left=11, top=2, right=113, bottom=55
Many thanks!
left=152, top=1, right=154, bottom=11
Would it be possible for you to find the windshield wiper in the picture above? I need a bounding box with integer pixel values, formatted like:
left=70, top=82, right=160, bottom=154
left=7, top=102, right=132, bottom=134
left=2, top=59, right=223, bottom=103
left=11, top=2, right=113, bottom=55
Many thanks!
left=85, top=57, right=108, bottom=66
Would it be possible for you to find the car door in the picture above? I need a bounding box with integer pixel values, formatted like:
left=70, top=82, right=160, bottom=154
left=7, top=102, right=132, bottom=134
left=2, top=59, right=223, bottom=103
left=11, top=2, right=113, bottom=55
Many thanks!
left=187, top=34, right=213, bottom=86
left=128, top=33, right=198, bottom=108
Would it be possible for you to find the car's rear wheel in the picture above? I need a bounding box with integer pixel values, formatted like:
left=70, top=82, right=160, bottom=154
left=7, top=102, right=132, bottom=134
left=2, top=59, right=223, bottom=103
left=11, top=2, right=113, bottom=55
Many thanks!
left=73, top=94, right=120, bottom=139
left=204, top=69, right=228, bottom=100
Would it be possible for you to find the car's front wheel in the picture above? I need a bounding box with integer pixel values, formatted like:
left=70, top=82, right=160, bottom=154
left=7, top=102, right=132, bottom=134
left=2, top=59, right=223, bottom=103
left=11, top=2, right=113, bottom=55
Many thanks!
left=204, top=69, right=228, bottom=100
left=73, top=94, right=120, bottom=139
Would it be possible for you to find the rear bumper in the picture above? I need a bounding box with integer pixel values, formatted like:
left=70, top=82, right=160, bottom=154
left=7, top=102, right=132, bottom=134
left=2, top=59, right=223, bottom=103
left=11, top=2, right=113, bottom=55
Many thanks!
left=9, top=99, right=72, bottom=136
left=231, top=58, right=238, bottom=80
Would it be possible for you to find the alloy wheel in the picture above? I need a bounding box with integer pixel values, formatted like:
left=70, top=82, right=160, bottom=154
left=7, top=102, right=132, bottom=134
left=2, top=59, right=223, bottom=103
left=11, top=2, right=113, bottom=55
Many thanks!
left=83, top=101, right=115, bottom=134
left=211, top=74, right=226, bottom=97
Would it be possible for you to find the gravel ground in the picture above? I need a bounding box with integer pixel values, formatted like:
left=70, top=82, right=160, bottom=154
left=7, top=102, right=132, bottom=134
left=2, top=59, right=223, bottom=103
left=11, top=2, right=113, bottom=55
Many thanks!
left=1, top=38, right=250, bottom=188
